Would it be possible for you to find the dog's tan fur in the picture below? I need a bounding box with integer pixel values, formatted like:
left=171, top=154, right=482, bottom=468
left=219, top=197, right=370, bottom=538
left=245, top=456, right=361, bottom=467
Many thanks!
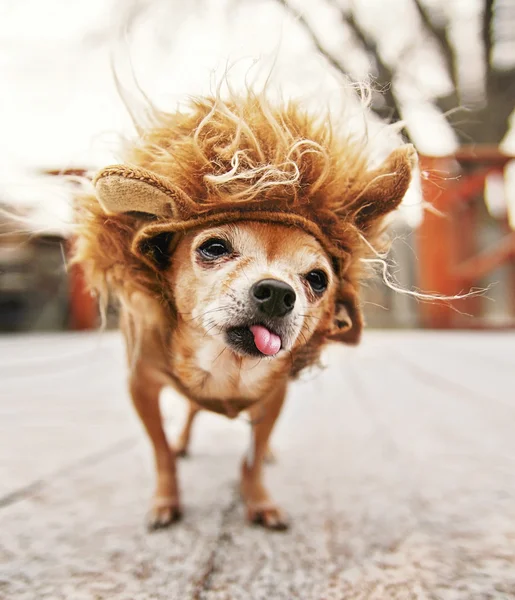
left=73, top=90, right=416, bottom=530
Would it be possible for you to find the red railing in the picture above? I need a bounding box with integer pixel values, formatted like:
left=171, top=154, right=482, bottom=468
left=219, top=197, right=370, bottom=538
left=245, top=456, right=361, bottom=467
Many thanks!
left=417, top=146, right=515, bottom=328
left=43, top=168, right=98, bottom=330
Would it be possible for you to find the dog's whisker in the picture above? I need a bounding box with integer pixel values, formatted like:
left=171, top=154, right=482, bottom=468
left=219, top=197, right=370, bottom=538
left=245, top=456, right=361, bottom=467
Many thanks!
left=181, top=305, right=233, bottom=323
left=298, top=330, right=309, bottom=347
left=212, top=346, right=228, bottom=364
left=203, top=322, right=220, bottom=337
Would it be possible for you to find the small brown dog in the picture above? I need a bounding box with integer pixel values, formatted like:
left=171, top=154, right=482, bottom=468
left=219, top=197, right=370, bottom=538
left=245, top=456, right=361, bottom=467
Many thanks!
left=74, top=90, right=416, bottom=530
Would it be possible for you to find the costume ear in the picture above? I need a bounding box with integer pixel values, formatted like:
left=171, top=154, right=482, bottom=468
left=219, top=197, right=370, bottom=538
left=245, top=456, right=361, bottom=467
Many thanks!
left=351, top=144, right=417, bottom=229
left=94, top=165, right=193, bottom=218
left=327, top=281, right=363, bottom=345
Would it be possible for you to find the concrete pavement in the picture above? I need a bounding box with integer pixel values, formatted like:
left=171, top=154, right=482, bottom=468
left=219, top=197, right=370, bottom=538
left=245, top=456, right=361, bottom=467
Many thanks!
left=1, top=331, right=514, bottom=599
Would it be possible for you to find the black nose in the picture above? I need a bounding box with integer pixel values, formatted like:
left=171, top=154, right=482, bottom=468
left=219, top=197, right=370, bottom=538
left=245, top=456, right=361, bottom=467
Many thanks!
left=251, top=279, right=296, bottom=318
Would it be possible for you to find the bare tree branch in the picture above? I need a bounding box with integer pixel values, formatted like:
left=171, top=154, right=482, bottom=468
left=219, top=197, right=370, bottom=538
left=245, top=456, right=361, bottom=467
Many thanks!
left=339, top=6, right=402, bottom=123
left=275, top=0, right=348, bottom=76
left=482, top=0, right=495, bottom=76
left=273, top=0, right=511, bottom=144
left=412, top=0, right=457, bottom=90
left=276, top=0, right=403, bottom=127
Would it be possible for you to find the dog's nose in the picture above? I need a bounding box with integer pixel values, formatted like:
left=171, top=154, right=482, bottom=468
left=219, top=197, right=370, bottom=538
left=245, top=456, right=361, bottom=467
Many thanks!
left=251, top=279, right=296, bottom=318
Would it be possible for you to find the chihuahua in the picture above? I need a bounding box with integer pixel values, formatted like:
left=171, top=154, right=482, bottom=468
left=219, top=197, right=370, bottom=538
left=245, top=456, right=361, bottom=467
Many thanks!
left=74, top=90, right=416, bottom=530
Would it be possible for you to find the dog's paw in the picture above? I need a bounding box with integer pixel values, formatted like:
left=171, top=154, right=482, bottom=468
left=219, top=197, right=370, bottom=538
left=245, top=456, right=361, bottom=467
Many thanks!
left=175, top=445, right=189, bottom=458
left=246, top=503, right=289, bottom=531
left=174, top=438, right=191, bottom=458
left=147, top=497, right=182, bottom=531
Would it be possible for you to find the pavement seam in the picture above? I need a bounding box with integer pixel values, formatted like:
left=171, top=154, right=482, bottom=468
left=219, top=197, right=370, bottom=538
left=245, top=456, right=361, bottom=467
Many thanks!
left=392, top=349, right=507, bottom=406
left=0, top=436, right=137, bottom=510
left=192, top=488, right=240, bottom=600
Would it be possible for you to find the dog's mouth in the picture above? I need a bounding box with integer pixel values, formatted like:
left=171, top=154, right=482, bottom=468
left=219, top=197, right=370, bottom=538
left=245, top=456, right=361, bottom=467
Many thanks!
left=226, top=324, right=283, bottom=357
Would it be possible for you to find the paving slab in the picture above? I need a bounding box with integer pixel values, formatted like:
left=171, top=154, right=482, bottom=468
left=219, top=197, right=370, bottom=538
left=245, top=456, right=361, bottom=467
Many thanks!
left=0, top=331, right=514, bottom=599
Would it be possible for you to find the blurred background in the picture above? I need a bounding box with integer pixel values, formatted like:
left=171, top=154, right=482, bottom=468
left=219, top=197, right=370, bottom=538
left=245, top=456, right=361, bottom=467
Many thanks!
left=1, top=0, right=514, bottom=333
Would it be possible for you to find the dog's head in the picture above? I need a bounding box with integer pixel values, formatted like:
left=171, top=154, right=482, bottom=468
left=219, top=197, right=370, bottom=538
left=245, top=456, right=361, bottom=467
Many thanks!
left=168, top=221, right=338, bottom=357
left=80, top=93, right=416, bottom=367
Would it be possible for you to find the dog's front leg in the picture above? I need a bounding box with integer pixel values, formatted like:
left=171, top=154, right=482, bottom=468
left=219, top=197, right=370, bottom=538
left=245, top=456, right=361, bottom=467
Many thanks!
left=130, top=373, right=181, bottom=530
left=241, top=382, right=288, bottom=530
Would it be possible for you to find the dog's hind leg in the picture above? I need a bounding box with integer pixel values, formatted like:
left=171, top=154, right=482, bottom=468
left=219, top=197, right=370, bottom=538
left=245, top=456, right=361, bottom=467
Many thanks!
left=130, top=370, right=182, bottom=531
left=241, top=382, right=289, bottom=530
left=176, top=400, right=201, bottom=457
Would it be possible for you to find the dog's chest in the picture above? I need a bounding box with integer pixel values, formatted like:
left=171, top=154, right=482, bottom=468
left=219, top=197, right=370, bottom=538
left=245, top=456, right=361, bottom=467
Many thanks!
left=171, top=337, right=281, bottom=403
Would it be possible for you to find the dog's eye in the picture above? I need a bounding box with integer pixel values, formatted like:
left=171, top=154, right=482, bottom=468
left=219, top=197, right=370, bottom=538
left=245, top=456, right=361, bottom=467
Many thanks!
left=197, top=238, right=231, bottom=259
left=305, top=269, right=328, bottom=293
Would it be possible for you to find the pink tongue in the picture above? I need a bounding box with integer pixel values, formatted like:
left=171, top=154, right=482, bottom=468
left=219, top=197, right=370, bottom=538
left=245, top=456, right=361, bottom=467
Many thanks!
left=250, top=325, right=281, bottom=356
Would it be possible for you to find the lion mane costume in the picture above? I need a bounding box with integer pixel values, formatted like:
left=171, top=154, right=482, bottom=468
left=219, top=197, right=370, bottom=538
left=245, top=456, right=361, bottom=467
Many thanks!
left=74, top=91, right=416, bottom=374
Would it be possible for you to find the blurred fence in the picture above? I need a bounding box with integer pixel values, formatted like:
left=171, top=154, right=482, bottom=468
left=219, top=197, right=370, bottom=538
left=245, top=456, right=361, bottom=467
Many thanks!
left=417, top=147, right=515, bottom=328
